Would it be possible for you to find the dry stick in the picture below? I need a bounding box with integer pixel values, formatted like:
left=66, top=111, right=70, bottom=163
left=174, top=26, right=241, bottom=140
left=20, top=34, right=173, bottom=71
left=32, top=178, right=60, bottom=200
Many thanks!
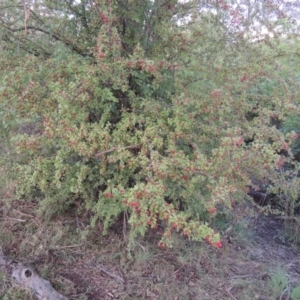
left=0, top=247, right=68, bottom=300
left=0, top=217, right=26, bottom=222
left=52, top=244, right=83, bottom=250
left=123, top=211, right=128, bottom=242
left=98, top=266, right=125, bottom=284
left=13, top=209, right=34, bottom=218
left=12, top=209, right=40, bottom=227
left=231, top=273, right=267, bottom=279
left=95, top=144, right=140, bottom=158
left=226, top=287, right=238, bottom=300
left=13, top=209, right=40, bottom=227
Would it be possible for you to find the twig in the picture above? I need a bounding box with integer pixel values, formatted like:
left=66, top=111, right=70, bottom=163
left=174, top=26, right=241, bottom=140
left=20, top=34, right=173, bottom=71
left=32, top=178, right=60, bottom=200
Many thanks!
left=12, top=209, right=40, bottom=227
left=98, top=266, right=125, bottom=284
left=231, top=273, right=267, bottom=279
left=194, top=170, right=209, bottom=177
left=13, top=209, right=34, bottom=218
left=22, top=0, right=30, bottom=34
left=95, top=144, right=140, bottom=158
left=53, top=244, right=83, bottom=250
left=226, top=287, right=238, bottom=300
left=275, top=215, right=300, bottom=224
left=136, top=242, right=146, bottom=252
left=76, top=216, right=85, bottom=230
left=0, top=24, right=91, bottom=57
left=123, top=211, right=128, bottom=242
left=0, top=217, right=26, bottom=222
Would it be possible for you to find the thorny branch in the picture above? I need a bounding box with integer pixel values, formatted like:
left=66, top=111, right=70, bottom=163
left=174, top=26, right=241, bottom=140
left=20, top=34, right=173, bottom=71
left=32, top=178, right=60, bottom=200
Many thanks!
left=95, top=144, right=140, bottom=158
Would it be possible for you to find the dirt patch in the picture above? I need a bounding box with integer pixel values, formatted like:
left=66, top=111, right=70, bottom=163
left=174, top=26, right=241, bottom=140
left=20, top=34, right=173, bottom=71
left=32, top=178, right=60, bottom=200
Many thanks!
left=251, top=215, right=300, bottom=258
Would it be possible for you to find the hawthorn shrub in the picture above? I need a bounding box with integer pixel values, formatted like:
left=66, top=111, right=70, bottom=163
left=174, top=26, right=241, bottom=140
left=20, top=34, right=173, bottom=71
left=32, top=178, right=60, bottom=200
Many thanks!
left=0, top=0, right=299, bottom=248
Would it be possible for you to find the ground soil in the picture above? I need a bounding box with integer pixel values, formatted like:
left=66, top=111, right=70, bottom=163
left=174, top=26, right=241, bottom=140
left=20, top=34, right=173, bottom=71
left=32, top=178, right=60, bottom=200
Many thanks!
left=1, top=201, right=300, bottom=300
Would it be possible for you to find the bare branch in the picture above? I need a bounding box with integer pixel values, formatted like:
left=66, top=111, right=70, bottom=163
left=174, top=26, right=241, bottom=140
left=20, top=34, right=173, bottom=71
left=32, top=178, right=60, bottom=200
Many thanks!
left=98, top=265, right=125, bottom=284
left=0, top=23, right=92, bottom=57
left=22, top=0, right=30, bottom=34
left=95, top=144, right=140, bottom=158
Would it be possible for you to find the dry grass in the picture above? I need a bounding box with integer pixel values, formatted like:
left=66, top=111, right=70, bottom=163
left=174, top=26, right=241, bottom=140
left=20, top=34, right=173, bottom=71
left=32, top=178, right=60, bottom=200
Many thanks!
left=1, top=198, right=300, bottom=300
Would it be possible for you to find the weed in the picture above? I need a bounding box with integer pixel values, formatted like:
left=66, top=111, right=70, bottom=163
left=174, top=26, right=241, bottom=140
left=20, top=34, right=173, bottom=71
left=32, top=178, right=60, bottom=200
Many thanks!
left=291, top=285, right=300, bottom=300
left=269, top=266, right=289, bottom=297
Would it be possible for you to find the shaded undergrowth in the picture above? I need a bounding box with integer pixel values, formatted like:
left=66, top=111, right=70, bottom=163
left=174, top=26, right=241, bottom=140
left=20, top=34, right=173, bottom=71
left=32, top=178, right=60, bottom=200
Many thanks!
left=1, top=198, right=300, bottom=300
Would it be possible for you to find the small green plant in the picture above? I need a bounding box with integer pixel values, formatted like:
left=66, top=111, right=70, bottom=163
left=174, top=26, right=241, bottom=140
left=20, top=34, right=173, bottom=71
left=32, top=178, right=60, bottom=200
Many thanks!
left=0, top=287, right=33, bottom=300
left=291, top=285, right=300, bottom=300
left=269, top=266, right=289, bottom=297
left=268, top=266, right=300, bottom=300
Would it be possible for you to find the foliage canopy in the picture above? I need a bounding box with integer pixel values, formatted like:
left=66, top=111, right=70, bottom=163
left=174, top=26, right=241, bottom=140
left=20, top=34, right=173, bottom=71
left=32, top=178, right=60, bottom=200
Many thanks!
left=0, top=0, right=300, bottom=247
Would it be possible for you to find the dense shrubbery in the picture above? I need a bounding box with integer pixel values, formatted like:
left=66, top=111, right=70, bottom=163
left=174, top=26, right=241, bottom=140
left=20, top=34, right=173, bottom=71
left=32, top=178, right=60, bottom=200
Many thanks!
left=0, top=0, right=300, bottom=247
